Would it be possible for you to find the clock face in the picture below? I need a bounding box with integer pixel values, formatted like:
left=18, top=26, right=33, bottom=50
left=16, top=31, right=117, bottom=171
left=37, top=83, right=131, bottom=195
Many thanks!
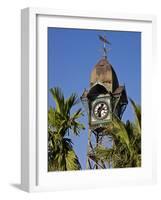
left=93, top=101, right=109, bottom=120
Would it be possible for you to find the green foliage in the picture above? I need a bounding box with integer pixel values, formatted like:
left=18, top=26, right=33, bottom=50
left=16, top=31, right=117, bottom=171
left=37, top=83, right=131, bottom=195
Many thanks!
left=94, top=99, right=141, bottom=168
left=48, top=87, right=85, bottom=171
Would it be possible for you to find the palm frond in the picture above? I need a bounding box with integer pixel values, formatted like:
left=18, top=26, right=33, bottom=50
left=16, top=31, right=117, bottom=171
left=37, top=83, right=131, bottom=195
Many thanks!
left=48, top=87, right=84, bottom=171
left=95, top=99, right=141, bottom=168
left=111, top=115, right=131, bottom=152
left=65, top=149, right=81, bottom=170
left=65, top=93, right=79, bottom=114
left=50, top=87, right=65, bottom=113
left=129, top=98, right=141, bottom=129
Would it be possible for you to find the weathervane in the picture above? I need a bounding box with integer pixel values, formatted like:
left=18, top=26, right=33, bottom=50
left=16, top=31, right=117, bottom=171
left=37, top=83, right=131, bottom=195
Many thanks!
left=98, top=34, right=111, bottom=58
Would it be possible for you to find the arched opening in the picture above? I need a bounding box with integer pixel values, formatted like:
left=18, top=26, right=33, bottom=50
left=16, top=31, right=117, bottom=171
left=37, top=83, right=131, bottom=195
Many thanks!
left=87, top=82, right=108, bottom=100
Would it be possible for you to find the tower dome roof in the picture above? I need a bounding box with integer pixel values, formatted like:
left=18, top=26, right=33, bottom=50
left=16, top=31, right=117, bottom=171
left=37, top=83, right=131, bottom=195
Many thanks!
left=90, top=58, right=119, bottom=92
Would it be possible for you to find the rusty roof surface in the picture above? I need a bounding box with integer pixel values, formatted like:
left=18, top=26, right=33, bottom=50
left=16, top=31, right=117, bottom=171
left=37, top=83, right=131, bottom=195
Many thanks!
left=113, top=86, right=124, bottom=94
left=90, top=58, right=119, bottom=92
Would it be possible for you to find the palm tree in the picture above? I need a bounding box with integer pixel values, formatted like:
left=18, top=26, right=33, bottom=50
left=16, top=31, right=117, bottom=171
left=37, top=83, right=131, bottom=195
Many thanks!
left=94, top=99, right=141, bottom=168
left=48, top=87, right=85, bottom=171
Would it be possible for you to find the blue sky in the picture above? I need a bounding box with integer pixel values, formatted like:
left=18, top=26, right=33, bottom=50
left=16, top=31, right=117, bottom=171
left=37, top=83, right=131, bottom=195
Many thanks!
left=48, top=28, right=141, bottom=170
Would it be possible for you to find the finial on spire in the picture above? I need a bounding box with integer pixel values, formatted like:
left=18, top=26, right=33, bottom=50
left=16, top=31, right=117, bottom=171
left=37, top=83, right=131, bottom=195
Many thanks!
left=98, top=34, right=111, bottom=59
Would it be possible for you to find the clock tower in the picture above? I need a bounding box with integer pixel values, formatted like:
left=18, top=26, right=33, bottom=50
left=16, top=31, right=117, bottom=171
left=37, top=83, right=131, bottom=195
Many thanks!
left=81, top=35, right=128, bottom=169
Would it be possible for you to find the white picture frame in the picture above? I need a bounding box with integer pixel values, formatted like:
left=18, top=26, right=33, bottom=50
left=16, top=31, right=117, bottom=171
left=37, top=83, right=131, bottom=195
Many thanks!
left=21, top=7, right=157, bottom=192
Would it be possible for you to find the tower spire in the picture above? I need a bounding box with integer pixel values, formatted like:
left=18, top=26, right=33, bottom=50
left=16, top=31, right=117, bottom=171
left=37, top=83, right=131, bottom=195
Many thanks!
left=98, top=34, right=111, bottom=59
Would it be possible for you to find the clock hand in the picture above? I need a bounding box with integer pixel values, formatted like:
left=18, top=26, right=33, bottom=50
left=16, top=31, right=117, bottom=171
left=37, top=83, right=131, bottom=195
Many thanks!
left=97, top=106, right=102, bottom=117
left=97, top=105, right=105, bottom=117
